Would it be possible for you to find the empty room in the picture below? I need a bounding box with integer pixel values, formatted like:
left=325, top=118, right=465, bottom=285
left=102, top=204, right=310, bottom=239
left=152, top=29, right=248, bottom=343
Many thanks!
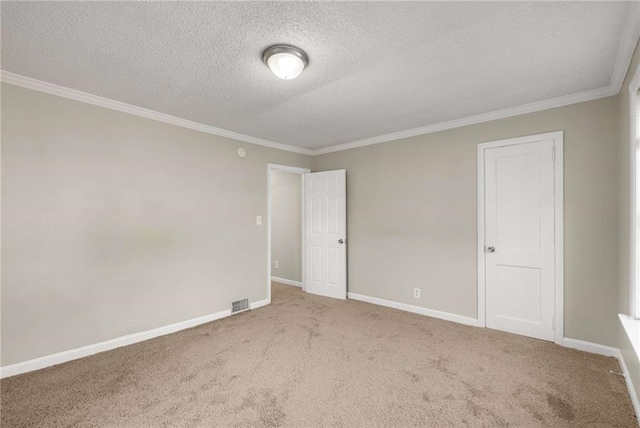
left=2, top=1, right=640, bottom=426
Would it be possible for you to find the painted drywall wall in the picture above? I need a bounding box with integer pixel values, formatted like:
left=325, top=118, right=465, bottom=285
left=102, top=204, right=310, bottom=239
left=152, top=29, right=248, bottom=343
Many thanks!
left=617, top=39, right=640, bottom=403
left=1, top=83, right=313, bottom=366
left=314, top=95, right=620, bottom=347
left=271, top=171, right=302, bottom=282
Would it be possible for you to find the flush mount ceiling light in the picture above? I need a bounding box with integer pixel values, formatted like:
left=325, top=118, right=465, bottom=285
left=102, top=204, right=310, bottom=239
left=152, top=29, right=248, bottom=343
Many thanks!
left=262, top=45, right=308, bottom=80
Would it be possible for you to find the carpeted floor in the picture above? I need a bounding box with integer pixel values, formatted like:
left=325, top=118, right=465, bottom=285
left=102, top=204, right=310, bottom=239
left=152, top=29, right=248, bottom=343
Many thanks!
left=1, top=282, right=636, bottom=427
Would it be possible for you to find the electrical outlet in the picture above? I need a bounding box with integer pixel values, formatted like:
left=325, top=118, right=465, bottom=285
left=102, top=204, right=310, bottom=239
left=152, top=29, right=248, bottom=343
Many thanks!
left=275, top=261, right=279, bottom=269
left=413, top=288, right=421, bottom=299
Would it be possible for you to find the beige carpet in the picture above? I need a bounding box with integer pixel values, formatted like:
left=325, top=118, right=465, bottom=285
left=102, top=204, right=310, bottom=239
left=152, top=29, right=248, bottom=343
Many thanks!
left=1, top=282, right=636, bottom=427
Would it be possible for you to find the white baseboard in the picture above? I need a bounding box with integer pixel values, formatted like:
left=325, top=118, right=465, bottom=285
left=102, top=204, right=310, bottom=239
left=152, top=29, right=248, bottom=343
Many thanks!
left=564, top=337, right=639, bottom=424
left=271, top=276, right=302, bottom=287
left=2, top=297, right=638, bottom=423
left=347, top=292, right=480, bottom=327
left=563, top=338, right=620, bottom=358
left=0, top=298, right=268, bottom=379
left=250, top=299, right=270, bottom=310
left=618, top=347, right=640, bottom=424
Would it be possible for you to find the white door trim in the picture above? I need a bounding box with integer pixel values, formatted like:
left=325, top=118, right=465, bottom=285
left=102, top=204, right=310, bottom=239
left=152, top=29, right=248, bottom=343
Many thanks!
left=267, top=164, right=311, bottom=304
left=477, top=131, right=564, bottom=345
left=628, top=63, right=640, bottom=318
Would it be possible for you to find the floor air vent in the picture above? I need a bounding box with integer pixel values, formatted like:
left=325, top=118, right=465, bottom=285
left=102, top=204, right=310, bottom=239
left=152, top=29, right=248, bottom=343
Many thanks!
left=232, top=298, right=249, bottom=313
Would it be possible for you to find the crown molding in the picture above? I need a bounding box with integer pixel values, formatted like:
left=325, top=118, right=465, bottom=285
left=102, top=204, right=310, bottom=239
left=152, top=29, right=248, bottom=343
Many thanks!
left=4, top=2, right=639, bottom=160
left=314, top=5, right=640, bottom=156
left=611, top=1, right=640, bottom=93
left=0, top=71, right=315, bottom=156
left=1, top=69, right=620, bottom=158
left=313, top=85, right=616, bottom=155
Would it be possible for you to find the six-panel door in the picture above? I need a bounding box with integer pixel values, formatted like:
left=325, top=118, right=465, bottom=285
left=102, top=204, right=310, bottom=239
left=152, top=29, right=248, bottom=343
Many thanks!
left=305, top=170, right=347, bottom=300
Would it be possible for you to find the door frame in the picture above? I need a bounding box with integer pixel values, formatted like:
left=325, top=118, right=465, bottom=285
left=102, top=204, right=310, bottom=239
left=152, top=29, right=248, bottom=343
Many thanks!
left=476, top=131, right=564, bottom=345
left=267, top=164, right=311, bottom=304
left=628, top=63, right=640, bottom=318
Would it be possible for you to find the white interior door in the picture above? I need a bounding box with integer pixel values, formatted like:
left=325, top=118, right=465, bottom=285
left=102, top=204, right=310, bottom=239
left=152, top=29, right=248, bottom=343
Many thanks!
left=305, top=170, right=347, bottom=299
left=484, top=140, right=556, bottom=341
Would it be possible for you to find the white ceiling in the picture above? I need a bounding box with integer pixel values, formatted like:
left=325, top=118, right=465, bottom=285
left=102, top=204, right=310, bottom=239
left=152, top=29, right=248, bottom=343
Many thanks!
left=2, top=2, right=638, bottom=153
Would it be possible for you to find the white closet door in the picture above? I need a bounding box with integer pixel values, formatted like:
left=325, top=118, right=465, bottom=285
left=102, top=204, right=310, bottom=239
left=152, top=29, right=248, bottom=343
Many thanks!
left=484, top=140, right=555, bottom=341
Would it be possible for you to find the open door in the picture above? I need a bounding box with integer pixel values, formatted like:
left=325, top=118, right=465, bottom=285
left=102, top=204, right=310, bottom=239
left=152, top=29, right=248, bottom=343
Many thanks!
left=305, top=170, right=347, bottom=299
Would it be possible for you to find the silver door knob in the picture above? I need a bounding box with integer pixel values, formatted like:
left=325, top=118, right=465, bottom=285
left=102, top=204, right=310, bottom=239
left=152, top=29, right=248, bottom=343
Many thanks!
left=338, top=239, right=346, bottom=244
left=486, top=246, right=495, bottom=253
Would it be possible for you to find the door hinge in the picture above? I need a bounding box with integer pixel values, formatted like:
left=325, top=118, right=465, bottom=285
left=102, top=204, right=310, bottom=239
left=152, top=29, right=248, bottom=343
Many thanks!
left=552, top=145, right=556, bottom=162
left=552, top=317, right=556, bottom=330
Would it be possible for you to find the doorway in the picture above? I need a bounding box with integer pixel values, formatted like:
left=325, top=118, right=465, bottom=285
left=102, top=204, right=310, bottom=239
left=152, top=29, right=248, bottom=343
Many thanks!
left=477, top=132, right=564, bottom=344
left=267, top=164, right=310, bottom=304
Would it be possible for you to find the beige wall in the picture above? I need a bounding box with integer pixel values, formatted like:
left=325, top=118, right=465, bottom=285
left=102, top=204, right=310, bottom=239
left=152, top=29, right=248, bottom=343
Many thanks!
left=315, top=95, right=620, bottom=347
left=618, top=40, right=640, bottom=402
left=271, top=171, right=302, bottom=282
left=1, top=83, right=312, bottom=366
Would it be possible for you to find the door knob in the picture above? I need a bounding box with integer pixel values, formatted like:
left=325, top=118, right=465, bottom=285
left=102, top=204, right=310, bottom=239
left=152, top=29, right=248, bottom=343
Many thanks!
left=338, top=239, right=346, bottom=244
left=486, top=246, right=495, bottom=253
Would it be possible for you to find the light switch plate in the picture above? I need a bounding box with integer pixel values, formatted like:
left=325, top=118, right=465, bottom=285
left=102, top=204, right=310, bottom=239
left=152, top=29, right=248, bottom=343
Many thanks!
left=256, top=216, right=262, bottom=225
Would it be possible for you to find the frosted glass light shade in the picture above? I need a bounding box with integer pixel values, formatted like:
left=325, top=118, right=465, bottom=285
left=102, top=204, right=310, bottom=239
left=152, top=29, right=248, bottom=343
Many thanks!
left=267, top=53, right=305, bottom=80
left=263, top=45, right=308, bottom=80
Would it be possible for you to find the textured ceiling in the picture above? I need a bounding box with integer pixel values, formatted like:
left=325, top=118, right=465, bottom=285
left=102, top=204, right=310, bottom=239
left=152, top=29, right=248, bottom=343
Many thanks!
left=1, top=1, right=634, bottom=150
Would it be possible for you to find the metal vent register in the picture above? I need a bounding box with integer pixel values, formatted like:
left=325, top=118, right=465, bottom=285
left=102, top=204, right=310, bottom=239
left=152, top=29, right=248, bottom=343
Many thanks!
left=231, top=298, right=249, bottom=313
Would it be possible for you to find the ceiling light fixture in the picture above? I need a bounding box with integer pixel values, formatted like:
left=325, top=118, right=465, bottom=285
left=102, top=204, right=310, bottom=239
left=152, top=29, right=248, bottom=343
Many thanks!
left=262, top=45, right=308, bottom=80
